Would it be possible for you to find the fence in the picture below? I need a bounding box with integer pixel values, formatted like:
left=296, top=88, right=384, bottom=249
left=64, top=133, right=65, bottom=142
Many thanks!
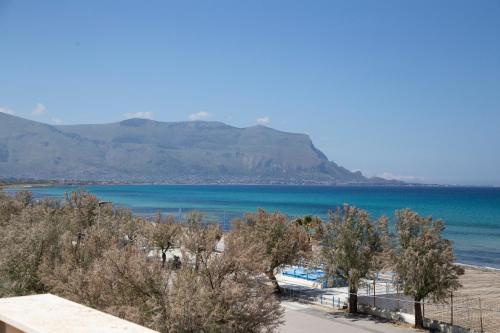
left=423, top=294, right=500, bottom=333
left=281, top=279, right=500, bottom=333
left=358, top=277, right=500, bottom=333
left=281, top=285, right=344, bottom=308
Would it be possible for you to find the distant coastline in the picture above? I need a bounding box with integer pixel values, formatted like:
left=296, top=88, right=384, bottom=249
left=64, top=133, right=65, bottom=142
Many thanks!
left=2, top=177, right=498, bottom=189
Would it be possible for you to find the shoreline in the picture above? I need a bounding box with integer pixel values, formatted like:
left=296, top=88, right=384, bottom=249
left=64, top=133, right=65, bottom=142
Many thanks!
left=456, top=262, right=500, bottom=272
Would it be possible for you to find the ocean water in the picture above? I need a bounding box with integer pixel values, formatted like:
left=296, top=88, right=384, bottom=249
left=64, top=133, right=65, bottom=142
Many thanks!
left=5, top=185, right=500, bottom=269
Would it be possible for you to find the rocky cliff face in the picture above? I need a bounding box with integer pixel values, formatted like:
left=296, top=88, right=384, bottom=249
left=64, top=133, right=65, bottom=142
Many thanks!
left=0, top=113, right=388, bottom=184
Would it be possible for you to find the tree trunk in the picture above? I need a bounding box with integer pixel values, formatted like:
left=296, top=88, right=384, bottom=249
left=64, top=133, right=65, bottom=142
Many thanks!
left=267, top=271, right=281, bottom=294
left=194, top=252, right=200, bottom=272
left=348, top=287, right=358, bottom=313
left=414, top=298, right=424, bottom=329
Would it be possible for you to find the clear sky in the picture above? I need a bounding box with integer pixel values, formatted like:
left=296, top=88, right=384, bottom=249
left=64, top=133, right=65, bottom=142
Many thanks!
left=1, top=0, right=499, bottom=185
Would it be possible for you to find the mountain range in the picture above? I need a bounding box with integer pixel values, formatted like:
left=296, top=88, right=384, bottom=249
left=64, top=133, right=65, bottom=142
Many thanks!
left=0, top=113, right=394, bottom=185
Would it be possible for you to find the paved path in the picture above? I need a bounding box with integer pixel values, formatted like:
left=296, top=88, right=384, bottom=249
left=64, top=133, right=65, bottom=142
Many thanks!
left=280, top=301, right=420, bottom=333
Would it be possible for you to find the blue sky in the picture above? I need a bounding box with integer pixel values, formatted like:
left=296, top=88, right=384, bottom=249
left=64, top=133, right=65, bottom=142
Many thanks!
left=1, top=0, right=499, bottom=185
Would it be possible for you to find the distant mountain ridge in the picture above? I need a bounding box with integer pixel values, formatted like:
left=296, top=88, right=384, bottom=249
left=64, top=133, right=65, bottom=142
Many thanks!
left=0, top=113, right=394, bottom=185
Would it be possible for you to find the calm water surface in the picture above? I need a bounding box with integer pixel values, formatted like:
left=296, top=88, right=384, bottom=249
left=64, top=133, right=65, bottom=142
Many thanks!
left=6, top=185, right=500, bottom=269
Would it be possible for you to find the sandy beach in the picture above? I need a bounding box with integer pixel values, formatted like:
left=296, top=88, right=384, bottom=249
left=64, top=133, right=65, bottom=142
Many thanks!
left=458, top=267, right=500, bottom=299
left=424, top=267, right=500, bottom=332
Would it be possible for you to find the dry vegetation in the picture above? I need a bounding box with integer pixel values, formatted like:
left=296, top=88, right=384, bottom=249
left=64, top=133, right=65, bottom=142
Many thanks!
left=0, top=190, right=482, bottom=331
left=0, top=191, right=292, bottom=333
left=321, top=206, right=388, bottom=313
left=392, top=209, right=463, bottom=328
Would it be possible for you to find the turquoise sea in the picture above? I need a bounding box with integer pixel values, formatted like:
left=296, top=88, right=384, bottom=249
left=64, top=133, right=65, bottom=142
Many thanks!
left=6, top=185, right=500, bottom=269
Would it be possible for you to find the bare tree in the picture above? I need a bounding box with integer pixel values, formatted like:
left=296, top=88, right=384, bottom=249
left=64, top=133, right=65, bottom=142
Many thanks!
left=237, top=209, right=310, bottom=293
left=170, top=219, right=283, bottom=332
left=180, top=212, right=223, bottom=271
left=150, top=213, right=180, bottom=267
left=0, top=192, right=283, bottom=332
left=393, top=209, right=462, bottom=328
left=0, top=193, right=77, bottom=296
left=321, top=205, right=387, bottom=313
